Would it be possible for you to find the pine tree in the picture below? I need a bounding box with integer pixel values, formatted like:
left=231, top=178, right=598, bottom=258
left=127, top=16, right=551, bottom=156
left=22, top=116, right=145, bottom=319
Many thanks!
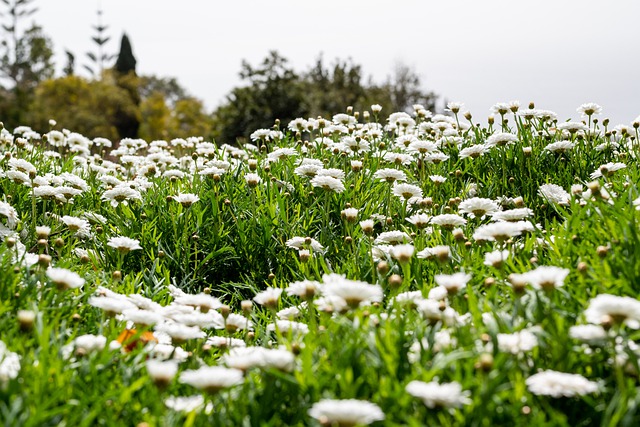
left=83, top=6, right=114, bottom=79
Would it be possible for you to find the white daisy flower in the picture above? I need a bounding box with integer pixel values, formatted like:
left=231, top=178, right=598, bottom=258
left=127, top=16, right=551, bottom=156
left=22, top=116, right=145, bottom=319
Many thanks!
left=526, top=370, right=599, bottom=397
left=164, top=395, right=210, bottom=413
left=102, top=185, right=142, bottom=207
left=497, top=329, right=538, bottom=354
left=458, top=197, right=500, bottom=219
left=107, top=236, right=142, bottom=253
left=171, top=193, right=200, bottom=207
left=522, top=266, right=570, bottom=291
left=267, top=319, right=309, bottom=336
left=431, top=214, right=467, bottom=229
left=483, top=250, right=510, bottom=268
left=253, top=287, right=283, bottom=308
left=545, top=140, right=575, bottom=154
left=146, top=359, right=179, bottom=387
left=472, top=222, right=523, bottom=242
left=285, top=236, right=324, bottom=252
left=485, top=132, right=518, bottom=147
left=322, top=274, right=383, bottom=309
left=406, top=380, right=472, bottom=408
left=434, top=272, right=472, bottom=294
left=308, top=399, right=385, bottom=426
left=46, top=267, right=85, bottom=290
left=174, top=293, right=222, bottom=313
left=568, top=324, right=608, bottom=345
left=179, top=366, right=244, bottom=394
left=584, top=294, right=640, bottom=328
left=310, top=175, right=345, bottom=193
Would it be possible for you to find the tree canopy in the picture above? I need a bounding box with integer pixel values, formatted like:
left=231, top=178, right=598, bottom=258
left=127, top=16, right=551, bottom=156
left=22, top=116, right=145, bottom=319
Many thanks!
left=212, top=51, right=439, bottom=144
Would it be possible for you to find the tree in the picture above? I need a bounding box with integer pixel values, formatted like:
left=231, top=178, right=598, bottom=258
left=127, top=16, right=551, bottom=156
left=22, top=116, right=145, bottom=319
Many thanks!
left=212, top=51, right=307, bottom=144
left=304, top=55, right=368, bottom=117
left=0, top=0, right=54, bottom=126
left=384, top=62, right=437, bottom=113
left=138, top=91, right=171, bottom=141
left=138, top=92, right=212, bottom=141
left=0, top=0, right=39, bottom=88
left=138, top=72, right=214, bottom=141
left=1, top=23, right=53, bottom=89
left=138, top=75, right=188, bottom=107
left=83, top=6, right=114, bottom=79
left=212, top=51, right=441, bottom=145
left=114, top=33, right=136, bottom=75
left=305, top=58, right=438, bottom=116
left=63, top=50, right=75, bottom=76
left=29, top=75, right=139, bottom=141
left=168, top=97, right=213, bottom=138
left=112, top=33, right=139, bottom=138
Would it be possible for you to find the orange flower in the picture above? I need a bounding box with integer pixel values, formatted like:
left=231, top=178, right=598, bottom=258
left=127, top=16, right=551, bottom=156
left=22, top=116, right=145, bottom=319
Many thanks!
left=117, top=329, right=157, bottom=353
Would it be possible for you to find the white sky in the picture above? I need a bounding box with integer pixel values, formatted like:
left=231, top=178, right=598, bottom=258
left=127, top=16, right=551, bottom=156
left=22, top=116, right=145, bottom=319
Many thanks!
left=33, top=0, right=640, bottom=126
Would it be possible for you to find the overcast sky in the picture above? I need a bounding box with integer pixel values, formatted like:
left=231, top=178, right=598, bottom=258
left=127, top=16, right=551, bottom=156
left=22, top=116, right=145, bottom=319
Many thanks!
left=35, top=0, right=640, bottom=126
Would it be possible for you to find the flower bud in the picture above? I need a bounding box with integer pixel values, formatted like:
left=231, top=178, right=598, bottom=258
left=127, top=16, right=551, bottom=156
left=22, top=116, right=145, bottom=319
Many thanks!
left=298, top=249, right=311, bottom=263
left=577, top=261, right=588, bottom=274
left=476, top=353, right=494, bottom=372
left=241, top=300, right=253, bottom=315
left=388, top=274, right=403, bottom=289
left=220, top=305, right=230, bottom=319
left=38, top=254, right=51, bottom=268
left=377, top=261, right=390, bottom=275
left=18, top=310, right=36, bottom=331
left=596, top=246, right=609, bottom=258
left=6, top=237, right=16, bottom=248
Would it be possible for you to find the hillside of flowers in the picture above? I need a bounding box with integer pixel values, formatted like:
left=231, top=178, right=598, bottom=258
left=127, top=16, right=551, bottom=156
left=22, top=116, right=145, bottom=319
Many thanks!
left=1, top=101, right=640, bottom=426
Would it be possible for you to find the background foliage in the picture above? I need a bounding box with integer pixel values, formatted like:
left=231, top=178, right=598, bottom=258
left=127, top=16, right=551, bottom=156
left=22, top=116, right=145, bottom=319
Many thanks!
left=0, top=2, right=439, bottom=145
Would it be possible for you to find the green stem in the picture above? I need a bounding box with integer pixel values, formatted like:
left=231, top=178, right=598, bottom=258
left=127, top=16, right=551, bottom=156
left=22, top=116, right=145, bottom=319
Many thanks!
left=30, top=186, right=37, bottom=243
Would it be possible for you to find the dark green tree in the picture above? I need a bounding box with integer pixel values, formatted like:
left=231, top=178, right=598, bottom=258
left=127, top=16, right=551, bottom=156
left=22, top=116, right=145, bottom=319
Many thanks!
left=114, top=33, right=136, bottom=75
left=108, top=33, right=140, bottom=138
left=213, top=51, right=307, bottom=144
left=304, top=54, right=367, bottom=117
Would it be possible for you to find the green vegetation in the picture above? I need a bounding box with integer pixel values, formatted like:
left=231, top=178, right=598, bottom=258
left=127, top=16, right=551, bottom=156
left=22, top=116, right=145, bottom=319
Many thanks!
left=1, top=102, right=640, bottom=425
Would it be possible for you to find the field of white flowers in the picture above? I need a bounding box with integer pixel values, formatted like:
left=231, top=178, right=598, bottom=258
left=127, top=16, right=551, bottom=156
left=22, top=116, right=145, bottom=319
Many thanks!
left=1, top=101, right=640, bottom=426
